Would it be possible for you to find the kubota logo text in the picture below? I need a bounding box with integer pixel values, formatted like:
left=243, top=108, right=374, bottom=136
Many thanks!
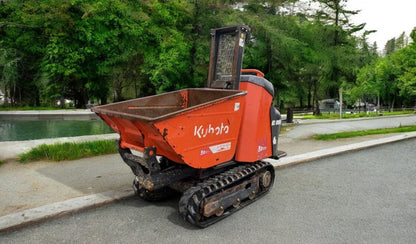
left=194, top=123, right=229, bottom=138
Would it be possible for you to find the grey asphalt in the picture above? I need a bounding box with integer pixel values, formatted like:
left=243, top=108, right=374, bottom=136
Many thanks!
left=1, top=139, right=415, bottom=243
left=0, top=114, right=415, bottom=232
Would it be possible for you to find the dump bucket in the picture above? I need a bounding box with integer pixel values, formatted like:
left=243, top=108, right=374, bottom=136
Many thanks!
left=92, top=88, right=247, bottom=169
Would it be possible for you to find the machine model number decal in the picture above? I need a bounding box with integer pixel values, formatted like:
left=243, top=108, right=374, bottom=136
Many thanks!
left=200, top=142, right=231, bottom=156
left=271, top=120, right=281, bottom=126
left=194, top=123, right=229, bottom=138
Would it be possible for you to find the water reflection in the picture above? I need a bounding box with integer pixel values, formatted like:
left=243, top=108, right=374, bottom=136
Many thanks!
left=0, top=120, right=114, bottom=141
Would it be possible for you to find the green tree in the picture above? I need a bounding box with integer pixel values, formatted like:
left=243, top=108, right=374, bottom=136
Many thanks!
left=0, top=1, right=44, bottom=106
left=384, top=38, right=396, bottom=56
left=353, top=61, right=379, bottom=109
left=187, top=0, right=232, bottom=88
left=0, top=48, right=19, bottom=105
left=77, top=0, right=146, bottom=103
left=1, top=0, right=393, bottom=110
left=357, top=28, right=415, bottom=109
left=313, top=0, right=364, bottom=97
left=237, top=1, right=316, bottom=108
left=391, top=28, right=416, bottom=106
left=137, top=1, right=193, bottom=94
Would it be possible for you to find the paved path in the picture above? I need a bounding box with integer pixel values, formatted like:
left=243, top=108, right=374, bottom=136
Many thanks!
left=0, top=109, right=97, bottom=120
left=279, top=115, right=416, bottom=156
left=286, top=114, right=416, bottom=139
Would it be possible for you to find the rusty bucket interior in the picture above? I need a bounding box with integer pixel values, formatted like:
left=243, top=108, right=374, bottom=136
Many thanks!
left=92, top=88, right=245, bottom=122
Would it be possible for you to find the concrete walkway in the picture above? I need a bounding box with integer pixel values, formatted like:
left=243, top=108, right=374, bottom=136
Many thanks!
left=0, top=109, right=98, bottom=120
left=0, top=114, right=415, bottom=232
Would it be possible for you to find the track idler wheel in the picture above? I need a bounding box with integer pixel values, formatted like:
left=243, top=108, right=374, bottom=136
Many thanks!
left=133, top=177, right=176, bottom=202
left=260, top=170, right=272, bottom=189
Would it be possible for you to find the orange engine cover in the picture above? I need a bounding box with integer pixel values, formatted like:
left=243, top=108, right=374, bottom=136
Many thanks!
left=235, top=75, right=275, bottom=162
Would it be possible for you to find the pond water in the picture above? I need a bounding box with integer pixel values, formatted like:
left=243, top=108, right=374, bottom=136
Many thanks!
left=0, top=120, right=115, bottom=141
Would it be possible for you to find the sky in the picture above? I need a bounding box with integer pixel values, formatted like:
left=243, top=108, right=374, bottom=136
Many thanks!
left=346, top=0, right=416, bottom=50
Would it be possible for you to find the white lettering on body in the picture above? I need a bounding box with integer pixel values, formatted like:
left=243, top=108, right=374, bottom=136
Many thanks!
left=194, top=123, right=230, bottom=138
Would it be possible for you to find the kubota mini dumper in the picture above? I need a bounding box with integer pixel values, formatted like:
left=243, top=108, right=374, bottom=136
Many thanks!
left=92, top=25, right=284, bottom=227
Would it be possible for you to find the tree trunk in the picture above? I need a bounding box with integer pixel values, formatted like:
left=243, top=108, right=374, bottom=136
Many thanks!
left=307, top=80, right=312, bottom=109
left=115, top=85, right=123, bottom=102
left=390, top=96, right=395, bottom=112
left=313, top=80, right=321, bottom=115
left=4, top=89, right=8, bottom=106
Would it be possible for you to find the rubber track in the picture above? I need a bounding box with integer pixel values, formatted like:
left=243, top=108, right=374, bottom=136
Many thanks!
left=178, top=161, right=274, bottom=228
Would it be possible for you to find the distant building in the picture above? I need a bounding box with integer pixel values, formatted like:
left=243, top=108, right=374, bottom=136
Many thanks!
left=319, top=99, right=340, bottom=112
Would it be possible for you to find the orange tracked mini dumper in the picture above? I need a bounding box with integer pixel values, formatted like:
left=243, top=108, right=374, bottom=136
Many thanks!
left=92, top=25, right=285, bottom=227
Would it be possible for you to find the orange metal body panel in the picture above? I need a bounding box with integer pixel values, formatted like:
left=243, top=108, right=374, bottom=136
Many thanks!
left=93, top=89, right=247, bottom=169
left=235, top=81, right=273, bottom=162
left=153, top=101, right=244, bottom=168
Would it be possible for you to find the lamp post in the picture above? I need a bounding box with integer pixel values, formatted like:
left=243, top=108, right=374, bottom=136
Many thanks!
left=339, top=87, right=343, bottom=119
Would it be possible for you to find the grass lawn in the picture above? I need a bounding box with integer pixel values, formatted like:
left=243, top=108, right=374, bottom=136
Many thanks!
left=297, top=110, right=413, bottom=120
left=314, top=125, right=416, bottom=140
left=18, top=140, right=118, bottom=163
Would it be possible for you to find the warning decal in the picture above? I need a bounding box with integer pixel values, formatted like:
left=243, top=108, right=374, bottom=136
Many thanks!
left=200, top=142, right=231, bottom=156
